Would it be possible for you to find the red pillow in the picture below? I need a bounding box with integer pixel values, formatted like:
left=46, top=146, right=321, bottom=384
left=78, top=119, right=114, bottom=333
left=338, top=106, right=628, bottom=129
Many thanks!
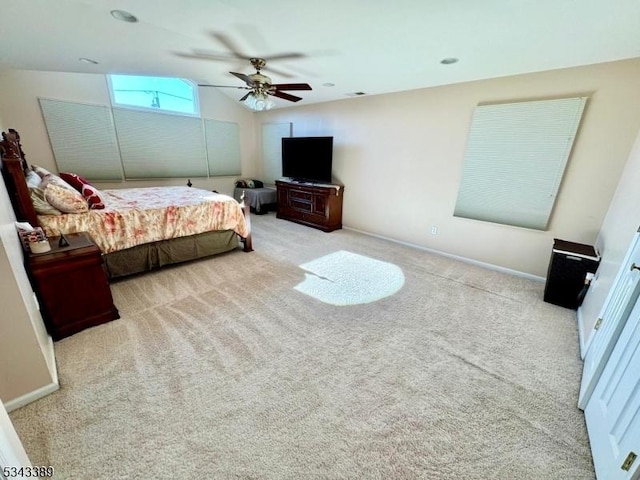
left=59, top=172, right=90, bottom=192
left=81, top=184, right=105, bottom=209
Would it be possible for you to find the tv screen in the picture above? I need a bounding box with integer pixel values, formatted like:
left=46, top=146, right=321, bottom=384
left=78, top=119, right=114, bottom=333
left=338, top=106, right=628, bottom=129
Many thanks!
left=282, top=136, right=333, bottom=183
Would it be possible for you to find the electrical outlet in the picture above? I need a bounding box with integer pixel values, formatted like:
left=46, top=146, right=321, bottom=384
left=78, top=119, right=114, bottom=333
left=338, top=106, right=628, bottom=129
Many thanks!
left=430, top=226, right=438, bottom=235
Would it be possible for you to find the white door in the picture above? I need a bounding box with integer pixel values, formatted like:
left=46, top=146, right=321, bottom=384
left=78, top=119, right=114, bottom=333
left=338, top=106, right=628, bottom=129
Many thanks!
left=584, top=296, right=640, bottom=479
left=579, top=232, right=640, bottom=409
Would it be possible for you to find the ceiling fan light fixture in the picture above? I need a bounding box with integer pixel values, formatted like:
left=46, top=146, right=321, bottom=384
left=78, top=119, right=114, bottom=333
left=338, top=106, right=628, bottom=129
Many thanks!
left=244, top=92, right=275, bottom=111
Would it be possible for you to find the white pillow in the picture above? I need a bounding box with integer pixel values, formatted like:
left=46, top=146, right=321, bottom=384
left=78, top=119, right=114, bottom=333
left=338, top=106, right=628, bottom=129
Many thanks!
left=32, top=164, right=53, bottom=179
left=25, top=170, right=42, bottom=188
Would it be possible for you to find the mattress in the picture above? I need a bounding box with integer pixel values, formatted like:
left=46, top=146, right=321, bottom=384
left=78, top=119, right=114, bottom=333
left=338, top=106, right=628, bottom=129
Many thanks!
left=38, top=186, right=248, bottom=254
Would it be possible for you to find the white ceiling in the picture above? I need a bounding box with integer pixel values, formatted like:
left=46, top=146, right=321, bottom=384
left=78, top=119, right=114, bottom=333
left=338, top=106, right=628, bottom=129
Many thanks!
left=1, top=0, right=639, bottom=110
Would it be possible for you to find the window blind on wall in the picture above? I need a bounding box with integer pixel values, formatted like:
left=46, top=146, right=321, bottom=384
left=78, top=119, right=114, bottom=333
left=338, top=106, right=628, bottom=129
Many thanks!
left=204, top=119, right=241, bottom=176
left=454, top=96, right=587, bottom=230
left=262, top=123, right=292, bottom=184
left=112, top=108, right=207, bottom=179
left=39, top=98, right=123, bottom=180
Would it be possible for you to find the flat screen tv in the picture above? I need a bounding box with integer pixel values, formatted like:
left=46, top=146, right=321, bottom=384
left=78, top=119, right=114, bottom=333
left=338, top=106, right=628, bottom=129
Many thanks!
left=282, top=136, right=333, bottom=183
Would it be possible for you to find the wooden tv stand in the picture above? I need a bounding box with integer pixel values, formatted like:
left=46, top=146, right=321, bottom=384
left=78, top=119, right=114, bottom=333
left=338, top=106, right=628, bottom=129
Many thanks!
left=275, top=180, right=344, bottom=232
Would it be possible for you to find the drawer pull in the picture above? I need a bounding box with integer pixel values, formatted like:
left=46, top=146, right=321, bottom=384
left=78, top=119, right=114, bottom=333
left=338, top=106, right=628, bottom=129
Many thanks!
left=631, top=263, right=640, bottom=272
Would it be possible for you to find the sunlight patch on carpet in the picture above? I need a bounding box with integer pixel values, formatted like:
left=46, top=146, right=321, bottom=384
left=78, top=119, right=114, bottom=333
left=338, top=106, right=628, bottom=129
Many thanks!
left=295, top=250, right=405, bottom=305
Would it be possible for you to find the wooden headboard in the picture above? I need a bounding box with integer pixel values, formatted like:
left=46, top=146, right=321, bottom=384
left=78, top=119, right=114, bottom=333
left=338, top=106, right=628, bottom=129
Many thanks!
left=0, top=129, right=39, bottom=226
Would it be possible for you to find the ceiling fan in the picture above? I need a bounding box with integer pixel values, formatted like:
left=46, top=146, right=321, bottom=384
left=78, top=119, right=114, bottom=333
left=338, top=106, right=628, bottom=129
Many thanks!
left=199, top=57, right=312, bottom=110
left=178, top=32, right=305, bottom=78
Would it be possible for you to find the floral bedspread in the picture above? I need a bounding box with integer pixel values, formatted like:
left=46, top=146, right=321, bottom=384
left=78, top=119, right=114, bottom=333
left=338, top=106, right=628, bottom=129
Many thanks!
left=38, top=186, right=249, bottom=254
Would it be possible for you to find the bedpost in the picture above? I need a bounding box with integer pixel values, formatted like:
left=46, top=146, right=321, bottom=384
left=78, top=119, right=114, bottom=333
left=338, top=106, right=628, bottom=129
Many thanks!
left=239, top=190, right=253, bottom=252
left=0, top=130, right=39, bottom=226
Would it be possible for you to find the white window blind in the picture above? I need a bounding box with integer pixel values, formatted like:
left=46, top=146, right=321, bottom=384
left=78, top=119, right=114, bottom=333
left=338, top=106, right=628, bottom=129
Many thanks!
left=112, top=108, right=207, bottom=179
left=262, top=123, right=292, bottom=183
left=39, top=98, right=123, bottom=180
left=40, top=98, right=242, bottom=180
left=204, top=119, right=241, bottom=176
left=454, top=96, right=587, bottom=230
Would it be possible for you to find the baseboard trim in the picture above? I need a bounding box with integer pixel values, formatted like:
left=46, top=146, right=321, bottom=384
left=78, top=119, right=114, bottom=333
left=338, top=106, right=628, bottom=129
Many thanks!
left=343, top=226, right=546, bottom=282
left=3, top=382, right=59, bottom=413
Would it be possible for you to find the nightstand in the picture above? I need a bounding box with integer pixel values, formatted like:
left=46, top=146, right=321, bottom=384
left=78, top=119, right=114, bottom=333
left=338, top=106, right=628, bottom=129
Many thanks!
left=26, top=232, right=120, bottom=340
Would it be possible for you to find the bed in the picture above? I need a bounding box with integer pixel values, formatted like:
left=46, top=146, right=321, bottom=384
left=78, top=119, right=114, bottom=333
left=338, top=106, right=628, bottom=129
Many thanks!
left=0, top=129, right=253, bottom=278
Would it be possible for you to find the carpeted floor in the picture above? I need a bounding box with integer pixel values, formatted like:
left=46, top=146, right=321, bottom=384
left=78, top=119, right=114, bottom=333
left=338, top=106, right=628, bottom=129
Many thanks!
left=10, top=214, right=595, bottom=479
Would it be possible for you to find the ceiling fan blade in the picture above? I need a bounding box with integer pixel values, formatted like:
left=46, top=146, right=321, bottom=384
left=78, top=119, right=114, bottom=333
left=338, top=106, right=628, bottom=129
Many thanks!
left=198, top=84, right=251, bottom=90
left=262, top=52, right=306, bottom=62
left=270, top=90, right=303, bottom=102
left=189, top=49, right=241, bottom=60
left=273, top=83, right=312, bottom=91
left=230, top=72, right=255, bottom=87
left=211, top=32, right=304, bottom=63
left=239, top=92, right=252, bottom=102
left=211, top=33, right=250, bottom=60
left=175, top=52, right=237, bottom=62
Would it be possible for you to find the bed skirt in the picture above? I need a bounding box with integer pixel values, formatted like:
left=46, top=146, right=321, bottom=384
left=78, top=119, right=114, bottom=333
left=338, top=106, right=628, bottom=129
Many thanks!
left=103, top=230, right=239, bottom=279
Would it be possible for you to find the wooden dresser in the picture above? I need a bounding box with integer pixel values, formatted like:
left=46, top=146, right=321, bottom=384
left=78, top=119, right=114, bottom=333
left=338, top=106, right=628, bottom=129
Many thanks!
left=26, top=232, right=119, bottom=340
left=275, top=180, right=344, bottom=232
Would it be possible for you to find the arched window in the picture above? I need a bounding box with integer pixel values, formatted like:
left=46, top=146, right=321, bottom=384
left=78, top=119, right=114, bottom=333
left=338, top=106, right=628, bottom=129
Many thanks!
left=108, top=74, right=199, bottom=116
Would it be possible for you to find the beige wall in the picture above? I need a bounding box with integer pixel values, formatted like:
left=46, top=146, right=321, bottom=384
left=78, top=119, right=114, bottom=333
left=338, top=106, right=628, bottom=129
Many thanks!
left=3, top=62, right=639, bottom=277
left=0, top=149, right=57, bottom=405
left=0, top=69, right=258, bottom=196
left=579, top=129, right=640, bottom=346
left=257, top=59, right=640, bottom=277
left=0, top=239, right=55, bottom=404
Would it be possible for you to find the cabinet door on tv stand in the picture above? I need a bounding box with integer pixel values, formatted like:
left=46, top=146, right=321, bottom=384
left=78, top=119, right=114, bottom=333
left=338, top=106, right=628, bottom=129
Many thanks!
left=312, top=195, right=327, bottom=215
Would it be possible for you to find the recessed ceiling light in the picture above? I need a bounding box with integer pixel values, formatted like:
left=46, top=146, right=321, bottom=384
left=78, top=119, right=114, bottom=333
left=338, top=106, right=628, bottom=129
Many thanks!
left=79, top=57, right=99, bottom=65
left=440, top=57, right=459, bottom=65
left=110, top=10, right=138, bottom=23
left=322, top=83, right=335, bottom=87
